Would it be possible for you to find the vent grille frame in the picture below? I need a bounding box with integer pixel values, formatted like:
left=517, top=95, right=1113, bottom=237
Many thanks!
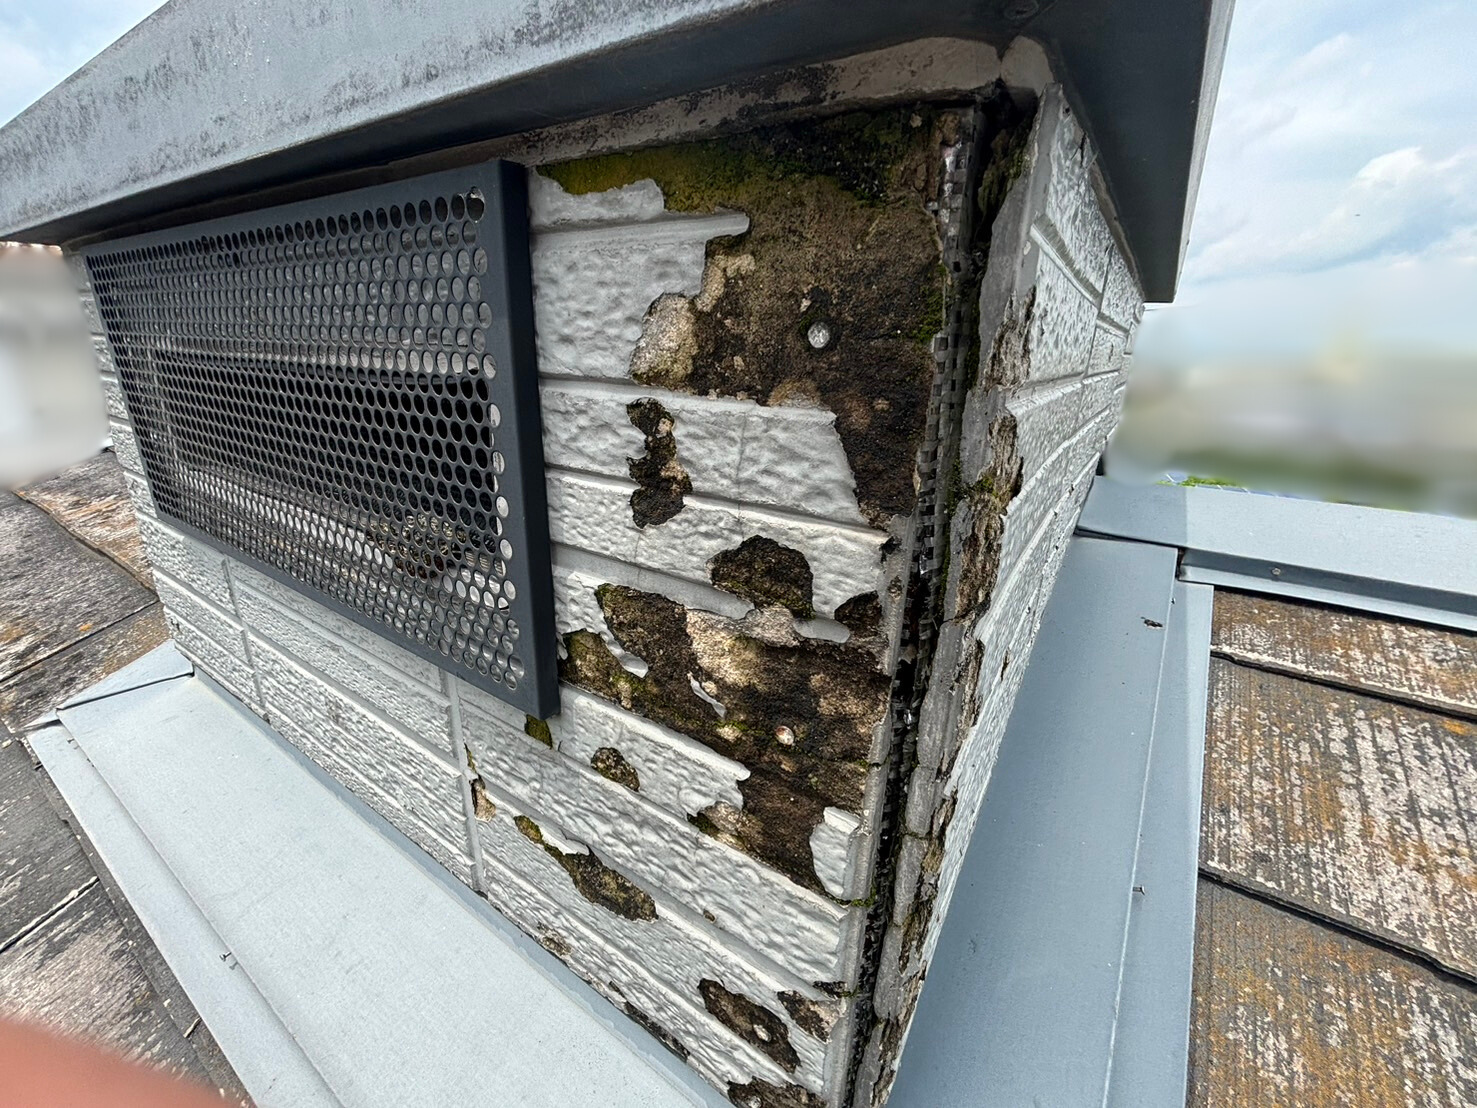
left=83, top=160, right=559, bottom=718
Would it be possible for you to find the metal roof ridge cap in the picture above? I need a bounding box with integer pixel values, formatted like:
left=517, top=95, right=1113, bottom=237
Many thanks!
left=1079, top=477, right=1477, bottom=605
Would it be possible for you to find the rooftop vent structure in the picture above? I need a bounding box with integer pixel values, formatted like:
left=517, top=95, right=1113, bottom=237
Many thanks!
left=83, top=161, right=558, bottom=717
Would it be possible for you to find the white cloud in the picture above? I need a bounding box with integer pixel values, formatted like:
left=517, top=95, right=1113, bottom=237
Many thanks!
left=1292, top=147, right=1477, bottom=267
left=1193, top=145, right=1477, bottom=279
left=1142, top=0, right=1477, bottom=366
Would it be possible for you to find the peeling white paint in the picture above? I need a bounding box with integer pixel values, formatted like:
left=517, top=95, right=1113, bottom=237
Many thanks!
left=811, top=808, right=866, bottom=899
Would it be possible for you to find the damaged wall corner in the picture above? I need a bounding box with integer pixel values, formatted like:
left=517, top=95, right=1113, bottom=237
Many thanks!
left=851, top=85, right=1144, bottom=1107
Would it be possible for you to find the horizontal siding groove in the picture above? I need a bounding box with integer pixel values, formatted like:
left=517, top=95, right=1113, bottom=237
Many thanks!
left=152, top=566, right=239, bottom=625
left=554, top=542, right=751, bottom=620
left=548, top=465, right=883, bottom=541
left=553, top=543, right=853, bottom=643
left=470, top=795, right=823, bottom=1092
left=1006, top=368, right=1098, bottom=400
left=459, top=698, right=857, bottom=983
left=557, top=683, right=753, bottom=783
left=538, top=375, right=801, bottom=413
left=1007, top=374, right=1083, bottom=413
left=247, top=628, right=456, bottom=768
left=468, top=694, right=846, bottom=917
left=1094, top=310, right=1132, bottom=339
left=973, top=455, right=1097, bottom=642
left=1009, top=406, right=1111, bottom=502
left=1029, top=218, right=1104, bottom=306
left=154, top=610, right=239, bottom=667
left=265, top=699, right=471, bottom=877
left=475, top=771, right=828, bottom=1003
left=532, top=210, right=750, bottom=247
left=231, top=574, right=445, bottom=696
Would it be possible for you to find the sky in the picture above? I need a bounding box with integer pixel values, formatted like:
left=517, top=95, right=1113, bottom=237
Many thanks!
left=2, top=0, right=1474, bottom=370
left=0, top=0, right=167, bottom=126
left=1142, top=0, right=1477, bottom=365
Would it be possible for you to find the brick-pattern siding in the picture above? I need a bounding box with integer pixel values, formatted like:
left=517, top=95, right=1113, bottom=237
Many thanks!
left=75, top=73, right=1140, bottom=1108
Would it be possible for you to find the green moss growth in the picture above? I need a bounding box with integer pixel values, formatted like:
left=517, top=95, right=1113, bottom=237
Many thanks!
left=513, top=813, right=657, bottom=921
left=976, top=115, right=1035, bottom=231
left=709, top=535, right=816, bottom=619
left=523, top=715, right=553, bottom=747
left=1174, top=474, right=1240, bottom=488
left=912, top=263, right=951, bottom=352
left=541, top=108, right=941, bottom=210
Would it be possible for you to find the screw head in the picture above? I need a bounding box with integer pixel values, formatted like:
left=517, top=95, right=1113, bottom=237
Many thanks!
left=806, top=319, right=834, bottom=350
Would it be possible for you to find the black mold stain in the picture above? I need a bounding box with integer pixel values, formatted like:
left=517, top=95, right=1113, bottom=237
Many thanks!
left=561, top=585, right=888, bottom=892
left=727, top=1078, right=826, bottom=1108
left=710, top=536, right=816, bottom=619
left=513, top=815, right=657, bottom=922
left=591, top=746, right=641, bottom=791
left=624, top=1001, right=690, bottom=1061
left=778, top=991, right=833, bottom=1041
left=835, top=591, right=882, bottom=638
left=627, top=398, right=692, bottom=527
left=699, top=979, right=799, bottom=1073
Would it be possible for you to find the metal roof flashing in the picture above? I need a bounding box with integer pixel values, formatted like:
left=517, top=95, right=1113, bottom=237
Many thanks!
left=0, top=0, right=1230, bottom=300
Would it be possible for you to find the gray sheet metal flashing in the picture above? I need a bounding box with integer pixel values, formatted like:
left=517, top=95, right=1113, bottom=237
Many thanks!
left=0, top=0, right=1228, bottom=300
left=889, top=535, right=1184, bottom=1106
left=1178, top=562, right=1477, bottom=635
left=183, top=670, right=729, bottom=1108
left=57, top=640, right=193, bottom=709
left=1080, top=478, right=1477, bottom=630
left=27, top=719, right=338, bottom=1106
left=46, top=648, right=723, bottom=1108
left=1105, top=579, right=1213, bottom=1107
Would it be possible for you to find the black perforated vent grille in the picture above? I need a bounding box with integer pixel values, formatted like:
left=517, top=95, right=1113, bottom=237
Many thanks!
left=84, top=161, right=558, bottom=717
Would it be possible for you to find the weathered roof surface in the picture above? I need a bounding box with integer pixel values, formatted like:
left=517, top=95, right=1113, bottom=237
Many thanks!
left=14, top=453, right=154, bottom=588
left=1190, top=590, right=1477, bottom=1105
left=0, top=451, right=244, bottom=1099
left=0, top=0, right=1229, bottom=300
left=1189, top=880, right=1477, bottom=1108
left=0, top=453, right=164, bottom=732
left=0, top=735, right=213, bottom=1077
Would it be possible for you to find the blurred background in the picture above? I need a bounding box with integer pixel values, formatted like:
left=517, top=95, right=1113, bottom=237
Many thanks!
left=0, top=243, right=108, bottom=486
left=1, top=0, right=1474, bottom=512
left=1106, top=0, right=1477, bottom=517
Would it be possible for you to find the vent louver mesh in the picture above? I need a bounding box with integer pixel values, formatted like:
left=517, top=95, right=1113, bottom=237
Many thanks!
left=84, top=161, right=558, bottom=717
